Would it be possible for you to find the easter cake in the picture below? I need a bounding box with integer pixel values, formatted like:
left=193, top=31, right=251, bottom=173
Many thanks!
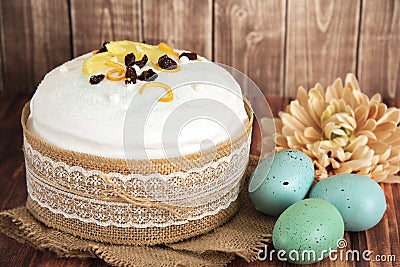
left=22, top=41, right=253, bottom=245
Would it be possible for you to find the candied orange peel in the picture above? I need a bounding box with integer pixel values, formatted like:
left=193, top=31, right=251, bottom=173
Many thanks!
left=158, top=42, right=179, bottom=56
left=139, top=82, right=173, bottom=102
left=104, top=60, right=126, bottom=81
left=106, top=69, right=125, bottom=81
left=105, top=60, right=125, bottom=71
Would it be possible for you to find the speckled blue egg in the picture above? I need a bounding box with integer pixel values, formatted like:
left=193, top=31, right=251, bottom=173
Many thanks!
left=248, top=150, right=314, bottom=216
left=309, top=174, right=386, bottom=232
left=273, top=198, right=344, bottom=264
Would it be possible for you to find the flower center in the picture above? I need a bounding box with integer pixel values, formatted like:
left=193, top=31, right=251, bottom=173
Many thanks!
left=320, top=99, right=357, bottom=147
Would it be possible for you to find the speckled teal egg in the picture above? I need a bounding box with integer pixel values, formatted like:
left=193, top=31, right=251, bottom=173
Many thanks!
left=309, top=174, right=386, bottom=231
left=248, top=150, right=314, bottom=216
left=272, top=198, right=344, bottom=264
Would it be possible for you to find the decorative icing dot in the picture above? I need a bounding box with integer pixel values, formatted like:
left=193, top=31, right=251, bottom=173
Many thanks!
left=59, top=65, right=69, bottom=72
left=109, top=93, right=120, bottom=103
left=179, top=56, right=190, bottom=64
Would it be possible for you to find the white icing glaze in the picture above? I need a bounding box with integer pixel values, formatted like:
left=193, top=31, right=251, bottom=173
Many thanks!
left=27, top=47, right=249, bottom=159
left=59, top=64, right=69, bottom=73
left=179, top=56, right=190, bottom=64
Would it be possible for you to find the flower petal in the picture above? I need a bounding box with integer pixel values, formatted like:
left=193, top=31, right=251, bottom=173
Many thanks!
left=355, top=105, right=369, bottom=128
left=346, top=135, right=368, bottom=151
left=377, top=107, right=400, bottom=125
left=304, top=127, right=321, bottom=140
left=281, top=113, right=305, bottom=131
left=274, top=134, right=288, bottom=147
left=375, top=121, right=397, bottom=133
left=370, top=93, right=382, bottom=104
left=356, top=130, right=377, bottom=140
left=376, top=103, right=388, bottom=121
left=337, top=159, right=372, bottom=173
left=332, top=147, right=346, bottom=162
left=286, top=136, right=303, bottom=148
left=351, top=145, right=373, bottom=161
left=380, top=174, right=400, bottom=183
left=326, top=78, right=343, bottom=102
left=342, top=87, right=359, bottom=109
left=330, top=158, right=341, bottom=169
left=345, top=73, right=361, bottom=91
left=360, top=118, right=377, bottom=131
left=297, top=86, right=309, bottom=107
left=290, top=101, right=319, bottom=129
left=368, top=104, right=379, bottom=119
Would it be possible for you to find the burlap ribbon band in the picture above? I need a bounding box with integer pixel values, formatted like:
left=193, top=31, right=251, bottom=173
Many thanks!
left=21, top=99, right=254, bottom=245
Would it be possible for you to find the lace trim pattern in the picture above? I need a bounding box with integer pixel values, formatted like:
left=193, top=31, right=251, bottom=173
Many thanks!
left=25, top=139, right=250, bottom=227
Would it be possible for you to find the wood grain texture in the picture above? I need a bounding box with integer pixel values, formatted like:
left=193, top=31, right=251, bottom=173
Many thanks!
left=214, top=0, right=286, bottom=96
left=0, top=94, right=399, bottom=266
left=364, top=183, right=399, bottom=263
left=0, top=15, right=3, bottom=92
left=0, top=0, right=71, bottom=93
left=0, top=53, right=3, bottom=92
left=70, top=0, right=142, bottom=57
left=0, top=0, right=398, bottom=97
left=357, top=0, right=400, bottom=98
left=285, top=0, right=360, bottom=97
left=142, top=0, right=213, bottom=59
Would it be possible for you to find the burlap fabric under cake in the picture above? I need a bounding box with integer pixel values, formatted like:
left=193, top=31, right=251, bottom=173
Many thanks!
left=0, top=156, right=275, bottom=267
left=21, top=99, right=254, bottom=246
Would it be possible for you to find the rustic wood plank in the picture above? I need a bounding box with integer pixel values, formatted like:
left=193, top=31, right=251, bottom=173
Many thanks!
left=285, top=0, right=360, bottom=97
left=0, top=236, right=36, bottom=267
left=0, top=94, right=35, bottom=267
left=0, top=66, right=3, bottom=92
left=142, top=0, right=212, bottom=59
left=28, top=250, right=107, bottom=267
left=70, top=0, right=142, bottom=56
left=0, top=0, right=3, bottom=92
left=357, top=0, right=400, bottom=98
left=0, top=64, right=3, bottom=92
left=0, top=0, right=71, bottom=93
left=214, top=0, right=286, bottom=97
left=364, top=183, right=399, bottom=264
left=0, top=94, right=30, bottom=213
left=0, top=27, right=3, bottom=92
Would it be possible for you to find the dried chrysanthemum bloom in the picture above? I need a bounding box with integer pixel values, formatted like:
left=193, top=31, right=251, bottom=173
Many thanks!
left=271, top=73, right=400, bottom=183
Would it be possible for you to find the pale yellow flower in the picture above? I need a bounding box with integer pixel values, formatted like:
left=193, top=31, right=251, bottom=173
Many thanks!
left=271, top=73, right=400, bottom=183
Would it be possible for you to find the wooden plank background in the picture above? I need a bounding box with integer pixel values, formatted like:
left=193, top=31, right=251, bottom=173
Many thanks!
left=358, top=0, right=400, bottom=99
left=0, top=0, right=399, bottom=98
left=285, top=0, right=360, bottom=96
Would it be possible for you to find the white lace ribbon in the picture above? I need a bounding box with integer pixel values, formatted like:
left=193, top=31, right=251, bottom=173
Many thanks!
left=25, top=139, right=250, bottom=228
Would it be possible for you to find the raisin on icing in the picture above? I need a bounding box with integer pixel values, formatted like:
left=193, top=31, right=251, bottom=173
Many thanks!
left=158, top=54, right=177, bottom=70
left=138, top=69, right=158, bottom=81
left=124, top=53, right=136, bottom=66
left=125, top=66, right=137, bottom=84
left=179, top=52, right=197, bottom=60
left=135, top=54, right=148, bottom=68
left=89, top=74, right=105, bottom=84
left=96, top=41, right=109, bottom=53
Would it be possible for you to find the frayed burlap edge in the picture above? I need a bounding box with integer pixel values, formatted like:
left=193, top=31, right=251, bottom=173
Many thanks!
left=0, top=156, right=275, bottom=267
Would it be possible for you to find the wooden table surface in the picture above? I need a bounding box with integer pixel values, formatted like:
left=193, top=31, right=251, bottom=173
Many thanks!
left=0, top=93, right=399, bottom=267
